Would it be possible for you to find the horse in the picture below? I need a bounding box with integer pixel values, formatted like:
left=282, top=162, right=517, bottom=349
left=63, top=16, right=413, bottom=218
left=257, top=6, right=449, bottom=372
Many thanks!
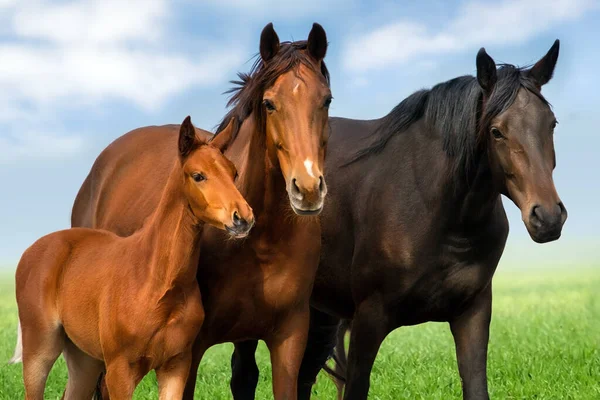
left=12, top=116, right=254, bottom=400
left=70, top=22, right=332, bottom=399
left=229, top=40, right=567, bottom=400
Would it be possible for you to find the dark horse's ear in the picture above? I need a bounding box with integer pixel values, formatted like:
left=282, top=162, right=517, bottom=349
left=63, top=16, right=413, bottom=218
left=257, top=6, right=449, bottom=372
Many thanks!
left=260, top=22, right=280, bottom=63
left=179, top=116, right=201, bottom=159
left=476, top=47, right=497, bottom=95
left=307, top=22, right=328, bottom=62
left=528, top=39, right=560, bottom=89
left=210, top=118, right=235, bottom=153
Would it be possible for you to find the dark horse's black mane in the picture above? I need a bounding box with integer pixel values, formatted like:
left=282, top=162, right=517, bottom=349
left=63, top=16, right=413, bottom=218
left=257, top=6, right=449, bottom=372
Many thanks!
left=213, top=40, right=330, bottom=142
left=347, top=64, right=550, bottom=178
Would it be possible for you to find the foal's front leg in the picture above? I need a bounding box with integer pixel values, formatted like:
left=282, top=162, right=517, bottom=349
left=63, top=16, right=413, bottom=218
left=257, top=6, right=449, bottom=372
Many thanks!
left=450, top=285, right=492, bottom=400
left=104, top=357, right=143, bottom=400
left=267, top=307, right=311, bottom=400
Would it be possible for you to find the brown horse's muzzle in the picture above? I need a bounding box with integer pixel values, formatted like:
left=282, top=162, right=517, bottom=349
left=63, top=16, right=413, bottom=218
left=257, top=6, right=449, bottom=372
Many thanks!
left=288, top=172, right=327, bottom=216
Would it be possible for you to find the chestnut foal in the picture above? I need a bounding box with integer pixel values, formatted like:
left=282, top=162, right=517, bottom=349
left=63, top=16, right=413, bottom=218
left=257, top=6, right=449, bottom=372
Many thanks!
left=13, top=116, right=254, bottom=400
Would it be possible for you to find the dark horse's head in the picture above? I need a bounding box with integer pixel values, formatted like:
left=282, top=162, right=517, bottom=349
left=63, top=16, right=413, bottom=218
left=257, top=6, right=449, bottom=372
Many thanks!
left=477, top=41, right=566, bottom=243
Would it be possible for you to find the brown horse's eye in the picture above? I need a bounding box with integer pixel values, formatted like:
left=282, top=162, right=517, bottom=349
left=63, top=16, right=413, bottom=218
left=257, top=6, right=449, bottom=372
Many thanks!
left=263, top=100, right=276, bottom=112
left=192, top=173, right=206, bottom=182
left=490, top=127, right=504, bottom=139
left=323, top=96, right=333, bottom=109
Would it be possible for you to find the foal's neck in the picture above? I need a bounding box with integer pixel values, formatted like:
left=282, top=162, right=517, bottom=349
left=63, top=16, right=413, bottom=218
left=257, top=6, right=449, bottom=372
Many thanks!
left=141, top=160, right=202, bottom=288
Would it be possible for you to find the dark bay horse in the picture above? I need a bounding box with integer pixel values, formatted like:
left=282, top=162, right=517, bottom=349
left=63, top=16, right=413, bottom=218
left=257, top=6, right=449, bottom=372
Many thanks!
left=230, top=41, right=567, bottom=399
left=71, top=23, right=332, bottom=399
left=13, top=116, right=253, bottom=400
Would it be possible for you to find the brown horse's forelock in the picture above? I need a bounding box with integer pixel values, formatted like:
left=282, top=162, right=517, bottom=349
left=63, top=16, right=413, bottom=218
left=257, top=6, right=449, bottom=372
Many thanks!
left=214, top=40, right=330, bottom=144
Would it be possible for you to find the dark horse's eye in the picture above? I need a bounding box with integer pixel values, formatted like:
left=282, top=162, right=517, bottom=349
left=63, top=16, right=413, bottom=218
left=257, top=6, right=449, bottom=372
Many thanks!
left=192, top=173, right=206, bottom=182
left=551, top=120, right=558, bottom=130
left=263, top=100, right=276, bottom=112
left=490, top=127, right=504, bottom=139
left=323, top=96, right=333, bottom=109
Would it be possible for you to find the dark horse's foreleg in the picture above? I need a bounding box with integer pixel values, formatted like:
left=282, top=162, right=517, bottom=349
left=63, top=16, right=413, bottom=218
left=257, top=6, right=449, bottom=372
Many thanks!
left=342, top=298, right=390, bottom=400
left=450, top=285, right=492, bottom=400
left=230, top=340, right=260, bottom=400
left=297, top=308, right=341, bottom=400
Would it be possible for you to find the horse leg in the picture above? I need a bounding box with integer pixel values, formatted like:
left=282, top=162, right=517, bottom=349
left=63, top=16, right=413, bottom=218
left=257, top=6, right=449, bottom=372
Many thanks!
left=156, top=353, right=193, bottom=400
left=450, top=285, right=492, bottom=400
left=62, top=340, right=104, bottom=400
left=297, top=308, right=340, bottom=400
left=104, top=358, right=141, bottom=400
left=182, top=338, right=207, bottom=400
left=21, top=322, right=65, bottom=400
left=267, top=308, right=310, bottom=400
left=342, top=299, right=390, bottom=400
left=230, top=340, right=260, bottom=400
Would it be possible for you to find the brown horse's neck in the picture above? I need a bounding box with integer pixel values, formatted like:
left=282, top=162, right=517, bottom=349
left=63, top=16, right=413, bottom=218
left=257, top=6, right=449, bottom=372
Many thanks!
left=139, top=160, right=202, bottom=289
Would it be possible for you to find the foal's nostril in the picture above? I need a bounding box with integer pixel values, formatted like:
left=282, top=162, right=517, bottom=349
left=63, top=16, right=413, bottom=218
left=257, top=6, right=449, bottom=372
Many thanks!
left=291, top=178, right=303, bottom=200
left=318, top=176, right=324, bottom=193
left=233, top=211, right=243, bottom=227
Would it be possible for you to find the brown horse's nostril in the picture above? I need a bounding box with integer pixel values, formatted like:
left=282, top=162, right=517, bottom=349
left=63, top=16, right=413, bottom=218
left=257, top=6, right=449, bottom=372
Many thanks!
left=232, top=211, right=243, bottom=227
left=529, top=205, right=543, bottom=228
left=291, top=178, right=303, bottom=200
left=318, top=176, right=324, bottom=193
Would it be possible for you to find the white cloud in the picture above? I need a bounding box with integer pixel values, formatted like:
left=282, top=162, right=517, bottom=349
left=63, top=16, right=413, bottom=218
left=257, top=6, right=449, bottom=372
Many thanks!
left=202, top=0, right=346, bottom=16
left=0, top=0, right=245, bottom=163
left=0, top=131, right=84, bottom=164
left=344, top=0, right=599, bottom=72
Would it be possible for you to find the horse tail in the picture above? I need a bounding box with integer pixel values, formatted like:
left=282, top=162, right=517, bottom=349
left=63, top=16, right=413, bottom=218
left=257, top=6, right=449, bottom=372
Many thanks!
left=323, top=319, right=351, bottom=399
left=8, top=319, right=23, bottom=364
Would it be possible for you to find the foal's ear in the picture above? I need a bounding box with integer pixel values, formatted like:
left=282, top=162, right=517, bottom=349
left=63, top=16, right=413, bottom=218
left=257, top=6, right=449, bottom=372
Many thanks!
left=209, top=118, right=234, bottom=153
left=307, top=23, right=328, bottom=62
left=528, top=39, right=560, bottom=89
left=476, top=47, right=497, bottom=95
left=179, top=116, right=199, bottom=159
left=260, top=22, right=280, bottom=63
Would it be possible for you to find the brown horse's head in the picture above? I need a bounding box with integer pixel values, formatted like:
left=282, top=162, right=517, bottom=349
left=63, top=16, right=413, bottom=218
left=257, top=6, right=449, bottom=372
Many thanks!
left=178, top=116, right=254, bottom=238
left=218, top=23, right=332, bottom=215
left=476, top=40, right=567, bottom=243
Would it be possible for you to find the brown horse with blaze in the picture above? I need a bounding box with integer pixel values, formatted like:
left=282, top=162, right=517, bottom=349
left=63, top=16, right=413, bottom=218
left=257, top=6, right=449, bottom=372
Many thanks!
left=12, top=116, right=253, bottom=400
left=70, top=23, right=331, bottom=399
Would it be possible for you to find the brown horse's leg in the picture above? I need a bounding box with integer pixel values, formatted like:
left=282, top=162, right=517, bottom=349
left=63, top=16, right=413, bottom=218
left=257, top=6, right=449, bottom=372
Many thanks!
left=62, top=340, right=104, bottom=400
left=267, top=308, right=310, bottom=400
left=21, top=322, right=65, bottom=400
left=450, top=285, right=492, bottom=400
left=156, top=352, right=193, bottom=400
left=342, top=299, right=390, bottom=400
left=104, top=358, right=140, bottom=400
left=182, top=338, right=207, bottom=400
left=230, top=340, right=260, bottom=400
left=297, top=308, right=341, bottom=400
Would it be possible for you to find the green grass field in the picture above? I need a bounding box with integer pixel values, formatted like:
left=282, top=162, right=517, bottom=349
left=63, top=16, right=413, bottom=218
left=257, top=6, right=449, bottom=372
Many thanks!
left=0, top=268, right=598, bottom=399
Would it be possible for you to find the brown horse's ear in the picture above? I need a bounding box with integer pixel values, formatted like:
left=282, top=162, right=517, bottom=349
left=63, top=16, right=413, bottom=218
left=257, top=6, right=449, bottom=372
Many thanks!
left=528, top=39, right=559, bottom=89
left=179, top=116, right=200, bottom=159
left=476, top=47, right=497, bottom=95
left=210, top=118, right=234, bottom=152
left=307, top=22, right=327, bottom=62
left=260, top=23, right=280, bottom=62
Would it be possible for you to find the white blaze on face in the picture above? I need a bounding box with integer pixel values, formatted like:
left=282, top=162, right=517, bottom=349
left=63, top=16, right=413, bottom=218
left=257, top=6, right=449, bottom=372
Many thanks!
left=304, top=159, right=315, bottom=178
left=293, top=82, right=300, bottom=95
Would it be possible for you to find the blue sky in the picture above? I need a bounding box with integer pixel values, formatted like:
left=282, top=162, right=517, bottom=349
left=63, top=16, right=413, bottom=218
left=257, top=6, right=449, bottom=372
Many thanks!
left=1, top=0, right=599, bottom=267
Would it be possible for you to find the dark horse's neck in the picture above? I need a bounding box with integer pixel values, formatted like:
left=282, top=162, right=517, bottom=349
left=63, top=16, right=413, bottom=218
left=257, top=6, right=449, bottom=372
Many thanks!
left=140, top=160, right=203, bottom=289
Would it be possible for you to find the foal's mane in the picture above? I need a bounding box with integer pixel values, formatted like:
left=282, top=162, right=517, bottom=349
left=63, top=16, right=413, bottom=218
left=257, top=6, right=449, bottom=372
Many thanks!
left=346, top=64, right=550, bottom=179
left=214, top=40, right=331, bottom=142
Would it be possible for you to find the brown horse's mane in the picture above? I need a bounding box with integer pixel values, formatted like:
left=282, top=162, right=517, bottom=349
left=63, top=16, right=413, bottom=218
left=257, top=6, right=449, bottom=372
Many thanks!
left=214, top=40, right=331, bottom=142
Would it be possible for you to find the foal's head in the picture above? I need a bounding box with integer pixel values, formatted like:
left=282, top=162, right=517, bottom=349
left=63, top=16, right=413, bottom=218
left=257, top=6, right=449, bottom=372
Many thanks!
left=219, top=22, right=332, bottom=215
left=178, top=116, right=254, bottom=238
left=476, top=41, right=567, bottom=243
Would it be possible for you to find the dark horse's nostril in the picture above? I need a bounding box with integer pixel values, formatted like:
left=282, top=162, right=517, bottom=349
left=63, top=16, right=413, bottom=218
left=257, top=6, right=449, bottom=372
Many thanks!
left=529, top=205, right=542, bottom=228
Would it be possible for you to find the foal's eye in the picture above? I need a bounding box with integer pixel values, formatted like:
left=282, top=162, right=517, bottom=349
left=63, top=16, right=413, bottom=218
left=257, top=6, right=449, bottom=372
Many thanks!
left=323, top=96, right=333, bottom=109
left=192, top=173, right=206, bottom=182
left=490, top=127, right=504, bottom=139
left=263, top=100, right=276, bottom=112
